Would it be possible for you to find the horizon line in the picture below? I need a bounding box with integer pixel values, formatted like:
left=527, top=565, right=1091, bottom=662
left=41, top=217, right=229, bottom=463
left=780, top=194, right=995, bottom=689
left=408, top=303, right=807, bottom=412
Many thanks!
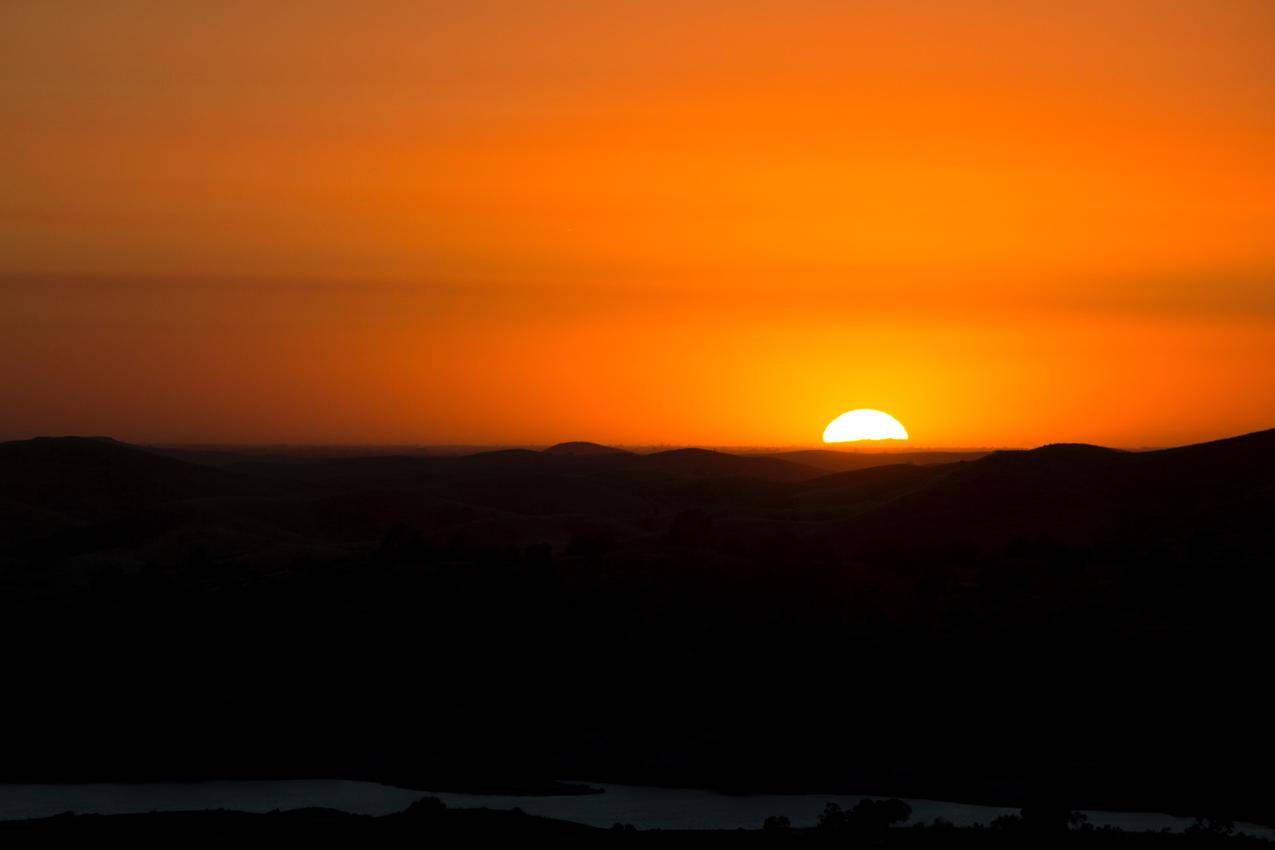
left=5, top=435, right=1178, bottom=454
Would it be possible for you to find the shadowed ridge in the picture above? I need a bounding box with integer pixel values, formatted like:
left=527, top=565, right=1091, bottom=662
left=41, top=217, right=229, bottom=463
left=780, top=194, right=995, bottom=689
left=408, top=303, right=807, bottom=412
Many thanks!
left=831, top=426, right=1275, bottom=552
left=954, top=442, right=1132, bottom=482
left=36, top=435, right=127, bottom=446
left=1150, top=426, right=1275, bottom=452
left=1141, top=426, right=1275, bottom=465
left=764, top=449, right=989, bottom=473
left=1028, top=442, right=1125, bottom=454
left=1128, top=427, right=1275, bottom=494
left=0, top=435, right=244, bottom=511
left=0, top=437, right=256, bottom=557
left=452, top=448, right=545, bottom=465
left=787, top=462, right=950, bottom=514
left=797, top=462, right=948, bottom=492
left=636, top=447, right=821, bottom=482
left=543, top=441, right=632, bottom=456
left=979, top=442, right=1127, bottom=462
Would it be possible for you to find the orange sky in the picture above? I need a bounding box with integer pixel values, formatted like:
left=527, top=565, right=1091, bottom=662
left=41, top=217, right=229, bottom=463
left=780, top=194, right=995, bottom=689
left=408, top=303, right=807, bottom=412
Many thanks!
left=3, top=1, right=1274, bottom=446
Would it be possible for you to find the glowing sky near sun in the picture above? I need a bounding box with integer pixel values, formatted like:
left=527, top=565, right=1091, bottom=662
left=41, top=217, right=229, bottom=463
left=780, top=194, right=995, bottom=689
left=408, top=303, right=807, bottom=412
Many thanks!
left=2, top=1, right=1274, bottom=446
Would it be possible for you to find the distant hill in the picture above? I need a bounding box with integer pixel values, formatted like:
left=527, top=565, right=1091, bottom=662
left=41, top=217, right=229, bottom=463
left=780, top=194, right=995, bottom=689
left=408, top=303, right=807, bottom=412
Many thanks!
left=0, top=436, right=245, bottom=518
left=543, top=441, right=631, bottom=457
left=824, top=429, right=1275, bottom=552
left=790, top=463, right=947, bottom=515
left=0, top=436, right=263, bottom=562
left=12, top=431, right=1275, bottom=551
left=763, top=448, right=988, bottom=473
left=631, top=448, right=818, bottom=482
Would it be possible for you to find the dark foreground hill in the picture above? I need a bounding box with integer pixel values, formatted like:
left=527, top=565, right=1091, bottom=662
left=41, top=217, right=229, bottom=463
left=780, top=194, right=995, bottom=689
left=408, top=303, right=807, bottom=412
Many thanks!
left=1, top=431, right=1274, bottom=825
left=761, top=448, right=988, bottom=474
left=0, top=802, right=599, bottom=843
left=1, top=800, right=1264, bottom=846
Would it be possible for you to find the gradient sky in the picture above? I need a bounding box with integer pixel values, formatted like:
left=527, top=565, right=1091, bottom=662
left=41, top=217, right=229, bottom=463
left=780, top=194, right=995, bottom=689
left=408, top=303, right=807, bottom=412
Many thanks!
left=3, top=1, right=1274, bottom=446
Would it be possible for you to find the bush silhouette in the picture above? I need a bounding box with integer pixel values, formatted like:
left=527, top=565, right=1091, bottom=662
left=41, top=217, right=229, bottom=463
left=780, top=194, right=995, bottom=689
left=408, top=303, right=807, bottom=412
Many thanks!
left=762, top=814, right=791, bottom=832
left=816, top=799, right=912, bottom=834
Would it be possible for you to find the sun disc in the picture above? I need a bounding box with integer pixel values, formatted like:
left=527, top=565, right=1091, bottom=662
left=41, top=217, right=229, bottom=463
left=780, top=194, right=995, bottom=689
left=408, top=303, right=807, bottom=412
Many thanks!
left=823, top=409, right=909, bottom=443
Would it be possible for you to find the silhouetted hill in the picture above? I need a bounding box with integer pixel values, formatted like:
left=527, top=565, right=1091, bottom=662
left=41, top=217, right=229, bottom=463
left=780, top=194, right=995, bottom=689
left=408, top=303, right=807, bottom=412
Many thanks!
left=827, top=429, right=1275, bottom=553
left=543, top=441, right=632, bottom=456
left=4, top=429, right=1275, bottom=826
left=764, top=449, right=988, bottom=473
left=0, top=437, right=256, bottom=561
left=0, top=804, right=603, bottom=842
left=0, top=802, right=1262, bottom=843
left=0, top=436, right=243, bottom=511
left=1136, top=427, right=1275, bottom=486
left=790, top=463, right=947, bottom=514
left=633, top=448, right=818, bottom=482
left=829, top=445, right=1130, bottom=550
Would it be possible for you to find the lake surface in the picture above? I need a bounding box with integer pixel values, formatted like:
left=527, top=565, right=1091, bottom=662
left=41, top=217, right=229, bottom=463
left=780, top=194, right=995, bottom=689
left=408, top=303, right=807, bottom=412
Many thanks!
left=1, top=780, right=1271, bottom=837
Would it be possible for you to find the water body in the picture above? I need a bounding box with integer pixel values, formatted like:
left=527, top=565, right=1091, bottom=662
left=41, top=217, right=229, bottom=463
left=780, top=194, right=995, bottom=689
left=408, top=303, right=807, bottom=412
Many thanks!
left=0, top=780, right=1270, bottom=837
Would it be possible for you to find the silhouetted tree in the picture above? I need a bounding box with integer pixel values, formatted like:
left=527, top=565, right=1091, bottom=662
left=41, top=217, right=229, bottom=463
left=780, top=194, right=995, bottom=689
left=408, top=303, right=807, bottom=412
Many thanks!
left=990, top=813, right=1023, bottom=831
left=817, top=802, right=846, bottom=831
left=762, top=814, right=792, bottom=832
left=1020, top=799, right=1088, bottom=834
left=816, top=799, right=911, bottom=835
left=1186, top=817, right=1235, bottom=837
left=401, top=796, right=446, bottom=817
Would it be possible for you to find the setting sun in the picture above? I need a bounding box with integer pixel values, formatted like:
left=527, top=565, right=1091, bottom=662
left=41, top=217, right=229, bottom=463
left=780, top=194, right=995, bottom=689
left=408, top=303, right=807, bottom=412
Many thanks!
left=823, top=409, right=910, bottom=443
